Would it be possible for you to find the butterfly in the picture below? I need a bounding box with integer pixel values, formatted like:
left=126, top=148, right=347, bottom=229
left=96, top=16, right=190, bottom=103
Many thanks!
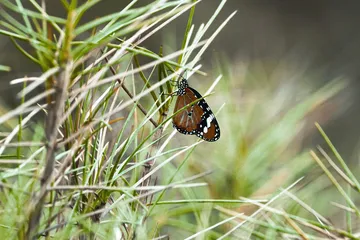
left=172, top=77, right=220, bottom=142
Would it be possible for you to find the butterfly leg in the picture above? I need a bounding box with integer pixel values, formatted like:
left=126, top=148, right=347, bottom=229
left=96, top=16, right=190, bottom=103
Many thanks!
left=163, top=91, right=178, bottom=96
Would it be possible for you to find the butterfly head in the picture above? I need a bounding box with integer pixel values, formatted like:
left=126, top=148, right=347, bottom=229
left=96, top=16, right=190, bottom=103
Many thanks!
left=177, top=78, right=189, bottom=95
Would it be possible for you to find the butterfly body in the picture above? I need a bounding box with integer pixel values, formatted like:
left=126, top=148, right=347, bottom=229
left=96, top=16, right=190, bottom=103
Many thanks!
left=172, top=78, right=220, bottom=142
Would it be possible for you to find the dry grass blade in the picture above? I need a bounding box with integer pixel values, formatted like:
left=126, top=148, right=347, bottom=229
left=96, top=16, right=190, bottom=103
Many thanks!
left=0, top=106, right=43, bottom=155
left=0, top=142, right=44, bottom=147
left=310, top=150, right=360, bottom=217
left=283, top=210, right=309, bottom=240
left=0, top=89, right=55, bottom=124
left=14, top=67, right=60, bottom=97
left=0, top=159, right=39, bottom=164
left=317, top=146, right=355, bottom=188
left=330, top=202, right=356, bottom=213
left=217, top=177, right=304, bottom=239
left=315, top=123, right=360, bottom=191
left=47, top=183, right=207, bottom=192
left=238, top=198, right=339, bottom=239
left=283, top=191, right=331, bottom=225
left=185, top=212, right=244, bottom=240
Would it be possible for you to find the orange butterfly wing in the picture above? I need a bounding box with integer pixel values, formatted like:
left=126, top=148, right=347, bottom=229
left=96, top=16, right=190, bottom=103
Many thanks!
left=173, top=87, right=220, bottom=142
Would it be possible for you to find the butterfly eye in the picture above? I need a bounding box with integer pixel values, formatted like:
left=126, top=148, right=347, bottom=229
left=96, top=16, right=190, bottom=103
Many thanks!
left=172, top=78, right=220, bottom=142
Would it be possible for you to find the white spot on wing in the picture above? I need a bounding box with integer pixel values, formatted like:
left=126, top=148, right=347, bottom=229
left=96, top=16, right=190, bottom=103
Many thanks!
left=206, top=115, right=214, bottom=128
left=203, top=126, right=208, bottom=133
